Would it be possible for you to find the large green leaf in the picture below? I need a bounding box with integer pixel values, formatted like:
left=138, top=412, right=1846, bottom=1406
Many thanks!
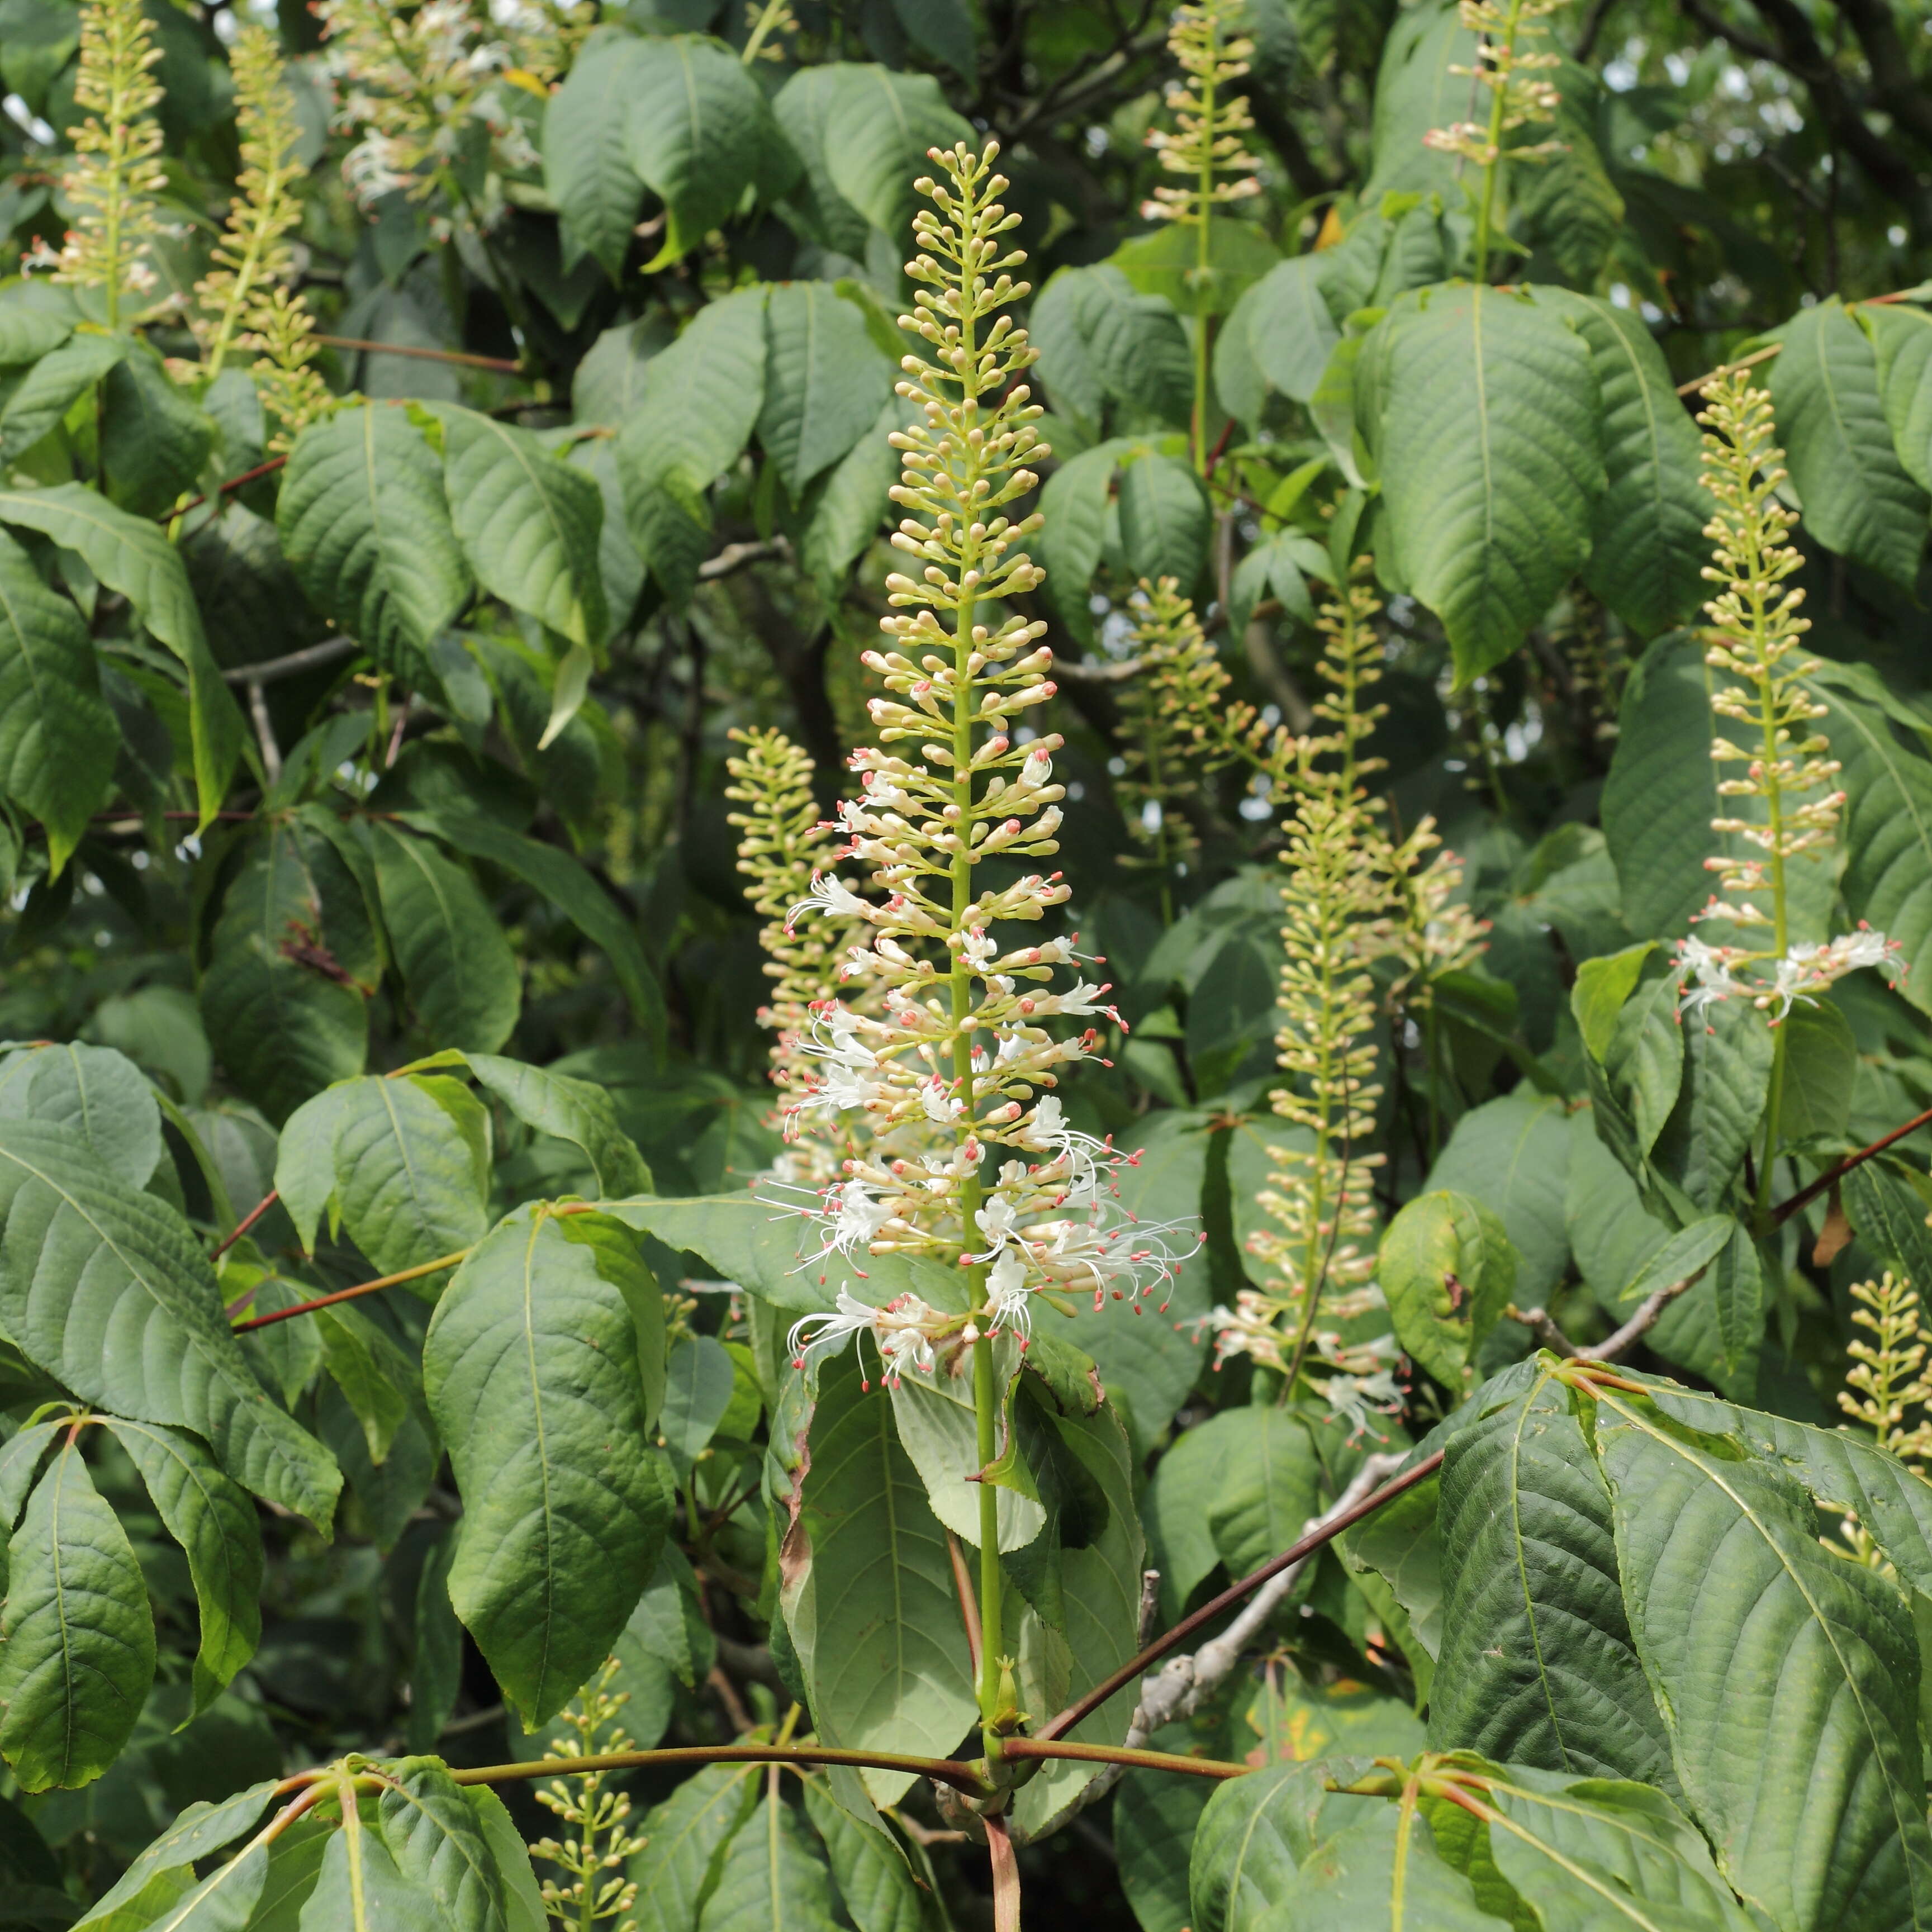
left=1146, top=1406, right=1249, bottom=1621
left=1117, top=451, right=1210, bottom=593
left=276, top=1073, right=490, bottom=1276
left=1602, top=970, right=1684, bottom=1160
left=779, top=1349, right=978, bottom=1806
left=887, top=1351, right=1045, bottom=1553
left=1377, top=1190, right=1516, bottom=1392
left=1032, top=265, right=1193, bottom=430
left=371, top=824, right=521, bottom=1055
left=1423, top=1095, right=1574, bottom=1305
left=99, top=350, right=214, bottom=518
left=66, top=1779, right=282, bottom=1932
left=813, top=65, right=972, bottom=239
left=435, top=409, right=606, bottom=650
left=1370, top=286, right=1603, bottom=682
left=542, top=28, right=646, bottom=278
left=276, top=406, right=473, bottom=691
left=0, top=1435, right=155, bottom=1792
left=1650, top=999, right=1772, bottom=1212
left=800, top=395, right=904, bottom=591
left=200, top=818, right=372, bottom=1126
left=300, top=1817, right=436, bottom=1929
left=0, top=1041, right=162, bottom=1189
left=1868, top=302, right=1932, bottom=493
left=103, top=1418, right=262, bottom=1717
left=0, top=483, right=245, bottom=828
left=624, top=35, right=791, bottom=267
left=1190, top=1760, right=1343, bottom=1932
left=1278, top=1800, right=1507, bottom=1929
left=397, top=809, right=664, bottom=1050
left=699, top=1793, right=847, bottom=1932
left=1118, top=1767, right=1213, bottom=1932
left=1202, top=1403, right=1321, bottom=1582
left=798, top=1781, right=933, bottom=1932
left=1769, top=298, right=1927, bottom=587
left=1224, top=255, right=1342, bottom=410
left=377, top=1757, right=513, bottom=1932
left=1430, top=1378, right=1674, bottom=1786
left=758, top=282, right=893, bottom=497
left=1595, top=1384, right=1932, bottom=1930
left=1036, top=439, right=1129, bottom=644
left=422, top=1207, right=671, bottom=1726
left=616, top=288, right=767, bottom=605
left=0, top=1119, right=341, bottom=1530
left=0, top=333, right=127, bottom=459
left=626, top=1763, right=759, bottom=1932
left=0, top=527, right=114, bottom=875
left=1534, top=289, right=1707, bottom=637
left=1362, top=0, right=1481, bottom=198
left=465, top=1053, right=651, bottom=1198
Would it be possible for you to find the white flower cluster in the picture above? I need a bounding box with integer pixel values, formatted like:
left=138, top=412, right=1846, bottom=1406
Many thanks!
left=1674, top=923, right=1901, bottom=1023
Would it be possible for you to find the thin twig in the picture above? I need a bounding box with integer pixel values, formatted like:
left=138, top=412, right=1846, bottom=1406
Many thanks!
left=451, top=1744, right=992, bottom=1796
left=948, top=1532, right=984, bottom=1681
left=316, top=333, right=524, bottom=374
left=246, top=678, right=281, bottom=784
left=1506, top=1270, right=1697, bottom=1361
left=1773, top=1102, right=1932, bottom=1225
left=229, top=1248, right=471, bottom=1329
left=697, top=537, right=790, bottom=582
left=164, top=454, right=289, bottom=523
left=211, top=1188, right=279, bottom=1261
left=220, top=636, right=357, bottom=687
left=1036, top=1450, right=1445, bottom=1743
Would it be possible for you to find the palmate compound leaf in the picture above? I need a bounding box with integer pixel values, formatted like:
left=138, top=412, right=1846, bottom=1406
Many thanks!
left=777, top=1347, right=979, bottom=1807
left=422, top=1205, right=672, bottom=1728
left=1369, top=284, right=1603, bottom=684
left=1428, top=1376, right=1676, bottom=1788
left=1592, top=1382, right=1932, bottom=1931
left=0, top=526, right=115, bottom=876
left=0, top=1432, right=155, bottom=1793
left=0, top=1118, right=341, bottom=1530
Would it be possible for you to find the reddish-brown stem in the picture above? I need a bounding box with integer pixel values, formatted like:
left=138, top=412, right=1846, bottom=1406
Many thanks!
left=986, top=1814, right=1021, bottom=1932
left=212, top=1189, right=278, bottom=1262
left=1036, top=1450, right=1445, bottom=1742
left=164, top=455, right=290, bottom=522
left=230, top=1248, right=471, bottom=1331
left=316, top=334, right=525, bottom=373
left=947, top=1531, right=984, bottom=1681
left=1772, top=1103, right=1932, bottom=1226
left=449, top=1743, right=993, bottom=1796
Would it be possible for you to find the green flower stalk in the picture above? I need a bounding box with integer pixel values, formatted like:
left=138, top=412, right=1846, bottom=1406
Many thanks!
left=771, top=145, right=1198, bottom=1754
left=1423, top=0, right=1564, bottom=283
left=1140, top=0, right=1262, bottom=472
left=37, top=0, right=168, bottom=330
left=530, top=1656, right=649, bottom=1932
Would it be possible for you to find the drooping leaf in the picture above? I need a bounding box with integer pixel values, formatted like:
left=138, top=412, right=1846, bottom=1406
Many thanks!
left=699, top=1793, right=848, bottom=1932
left=1370, top=285, right=1603, bottom=682
left=1778, top=998, right=1858, bottom=1143
left=542, top=28, right=647, bottom=279
left=1429, top=1377, right=1674, bottom=1786
left=1602, top=969, right=1684, bottom=1160
left=299, top=1817, right=437, bottom=1930
left=465, top=1053, right=651, bottom=1198
left=1117, top=452, right=1210, bottom=593
left=103, top=1418, right=263, bottom=1718
left=1770, top=298, right=1928, bottom=587
left=1110, top=219, right=1279, bottom=317
left=1596, top=1385, right=1932, bottom=1930
left=0, top=527, right=115, bottom=875
left=315, top=1305, right=413, bottom=1465
left=811, top=65, right=972, bottom=240
left=1190, top=1760, right=1343, bottom=1932
left=627, top=1763, right=760, bottom=1932
left=0, top=332, right=127, bottom=459
left=435, top=408, right=607, bottom=650
left=276, top=405, right=473, bottom=691
left=1650, top=998, right=1773, bottom=1211
left=0, top=483, right=245, bottom=829
left=371, top=823, right=521, bottom=1056
left=422, top=1207, right=672, bottom=1727
left=1036, top=439, right=1129, bottom=644
left=99, top=350, right=214, bottom=518
left=66, top=1781, right=282, bottom=1932
left=758, top=282, right=894, bottom=497
left=1202, top=1403, right=1321, bottom=1582
left=1226, top=255, right=1343, bottom=409
left=800, top=395, right=904, bottom=591
left=0, top=1118, right=341, bottom=1530
left=0, top=1435, right=156, bottom=1793
left=1031, top=265, right=1193, bottom=430
left=1362, top=0, right=1482, bottom=198
left=799, top=1780, right=932, bottom=1932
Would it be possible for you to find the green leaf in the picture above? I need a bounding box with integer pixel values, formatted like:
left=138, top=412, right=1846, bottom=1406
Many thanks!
left=1378, top=1190, right=1516, bottom=1391
left=99, top=352, right=213, bottom=518
left=624, top=36, right=790, bottom=267
left=1651, top=999, right=1773, bottom=1211
left=1602, top=970, right=1683, bottom=1160
left=1202, top=1404, right=1321, bottom=1582
left=0, top=1041, right=162, bottom=1188
left=1430, top=1378, right=1674, bottom=1785
left=1868, top=302, right=1932, bottom=493
left=0, top=1118, right=341, bottom=1530
left=1146, top=1408, right=1242, bottom=1620
left=1117, top=452, right=1210, bottom=593
left=423, top=1207, right=672, bottom=1727
left=1118, top=1768, right=1213, bottom=1932
left=371, top=824, right=521, bottom=1056
left=615, top=288, right=767, bottom=606
left=759, top=283, right=893, bottom=497
left=814, top=65, right=971, bottom=239
left=1037, top=439, right=1128, bottom=643
left=200, top=819, right=371, bottom=1126
left=1226, top=255, right=1342, bottom=408
left=890, top=0, right=975, bottom=74
left=626, top=1764, right=760, bottom=1932
left=396, top=809, right=664, bottom=1050
left=1532, top=290, right=1707, bottom=637
left=799, top=1781, right=932, bottom=1932
left=0, top=483, right=245, bottom=830
left=68, top=1781, right=282, bottom=1932
left=1616, top=1214, right=1736, bottom=1306
left=0, top=332, right=127, bottom=460
left=1278, top=1800, right=1508, bottom=1929
left=468, top=1789, right=547, bottom=1932
left=0, top=1435, right=155, bottom=1792
left=377, top=1757, right=514, bottom=1932
left=660, top=1333, right=735, bottom=1464
left=276, top=406, right=473, bottom=692
left=1424, top=1095, right=1574, bottom=1305
left=1371, top=286, right=1603, bottom=683
left=1110, top=219, right=1280, bottom=319
left=320, top=1385, right=436, bottom=1555
left=699, top=1793, right=847, bottom=1932
left=1189, top=1760, right=1338, bottom=1932
left=887, top=1350, right=1045, bottom=1554
left=769, top=67, right=872, bottom=258
left=1778, top=998, right=1858, bottom=1142
left=276, top=1073, right=490, bottom=1276
left=1770, top=298, right=1928, bottom=587
left=0, top=313, right=72, bottom=365
left=408, top=1532, right=462, bottom=1756
left=0, top=527, right=114, bottom=876
left=779, top=1349, right=977, bottom=1806
left=315, top=1306, right=412, bottom=1465
left=1032, top=266, right=1193, bottom=430
left=435, top=409, right=606, bottom=650
left=542, top=28, right=647, bottom=279
left=1845, top=1161, right=1932, bottom=1292
left=800, top=395, right=903, bottom=592
left=465, top=1053, right=651, bottom=1198
left=1596, top=1387, right=1932, bottom=1930
left=1571, top=942, right=1658, bottom=1064
left=1363, top=1, right=1481, bottom=198
left=102, top=1420, right=262, bottom=1719
left=300, top=1817, right=436, bottom=1931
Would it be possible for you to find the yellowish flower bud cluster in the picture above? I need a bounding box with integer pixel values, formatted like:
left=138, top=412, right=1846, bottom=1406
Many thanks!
left=1423, top=0, right=1565, bottom=170
left=1141, top=0, right=1264, bottom=225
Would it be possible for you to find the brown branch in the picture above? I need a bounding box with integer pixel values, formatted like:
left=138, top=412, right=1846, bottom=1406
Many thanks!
left=452, top=1744, right=993, bottom=1796
left=165, top=454, right=290, bottom=523
left=1506, top=1268, right=1696, bottom=1361
left=986, top=1814, right=1022, bottom=1932
left=211, top=1188, right=278, bottom=1261
left=1035, top=1450, right=1445, bottom=1743
left=220, top=636, right=357, bottom=687
left=1773, top=1102, right=1932, bottom=1226
left=948, top=1532, right=984, bottom=1681
left=229, top=1248, right=471, bottom=1330
left=316, top=334, right=525, bottom=374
